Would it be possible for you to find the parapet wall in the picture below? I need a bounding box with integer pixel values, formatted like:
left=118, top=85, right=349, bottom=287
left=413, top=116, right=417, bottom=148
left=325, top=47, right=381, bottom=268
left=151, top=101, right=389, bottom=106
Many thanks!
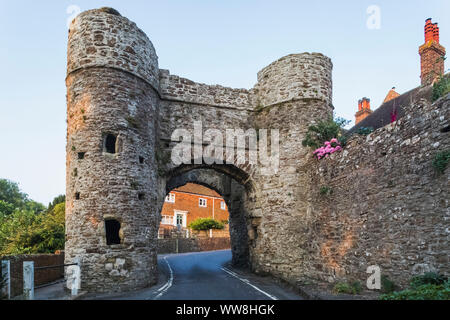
left=159, top=69, right=252, bottom=110
left=308, top=94, right=450, bottom=287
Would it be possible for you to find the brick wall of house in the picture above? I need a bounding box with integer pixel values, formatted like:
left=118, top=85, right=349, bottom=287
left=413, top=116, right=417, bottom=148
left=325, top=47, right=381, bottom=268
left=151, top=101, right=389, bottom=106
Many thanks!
left=159, top=183, right=230, bottom=237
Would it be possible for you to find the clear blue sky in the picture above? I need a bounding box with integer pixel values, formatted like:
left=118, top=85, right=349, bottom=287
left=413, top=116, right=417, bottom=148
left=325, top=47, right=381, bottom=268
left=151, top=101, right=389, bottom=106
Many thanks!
left=0, top=0, right=448, bottom=205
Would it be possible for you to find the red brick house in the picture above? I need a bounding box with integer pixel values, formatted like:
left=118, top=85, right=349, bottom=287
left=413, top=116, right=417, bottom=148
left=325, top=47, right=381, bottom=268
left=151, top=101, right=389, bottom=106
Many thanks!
left=158, top=183, right=230, bottom=238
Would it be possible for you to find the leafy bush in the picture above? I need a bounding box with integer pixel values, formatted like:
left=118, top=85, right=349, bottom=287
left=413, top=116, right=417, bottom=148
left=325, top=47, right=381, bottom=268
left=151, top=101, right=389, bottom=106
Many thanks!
left=380, top=273, right=449, bottom=300
left=302, top=116, right=350, bottom=149
left=355, top=127, right=374, bottom=136
left=333, top=281, right=362, bottom=295
left=380, top=282, right=450, bottom=300
left=410, top=272, right=447, bottom=289
left=381, top=275, right=397, bottom=294
left=432, top=150, right=450, bottom=174
left=432, top=75, right=450, bottom=102
left=189, top=218, right=225, bottom=231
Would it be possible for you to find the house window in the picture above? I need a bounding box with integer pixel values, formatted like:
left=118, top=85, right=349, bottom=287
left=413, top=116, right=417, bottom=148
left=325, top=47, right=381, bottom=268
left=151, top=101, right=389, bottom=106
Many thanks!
left=176, top=214, right=183, bottom=226
left=199, top=198, right=207, bottom=207
left=221, top=201, right=226, bottom=210
left=165, top=193, right=175, bottom=203
left=161, top=215, right=173, bottom=225
left=104, top=134, right=117, bottom=154
left=105, top=219, right=121, bottom=245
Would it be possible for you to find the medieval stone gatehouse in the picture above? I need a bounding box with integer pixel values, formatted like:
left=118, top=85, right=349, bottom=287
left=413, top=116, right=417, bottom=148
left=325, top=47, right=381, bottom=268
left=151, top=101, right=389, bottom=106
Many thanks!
left=65, top=8, right=449, bottom=293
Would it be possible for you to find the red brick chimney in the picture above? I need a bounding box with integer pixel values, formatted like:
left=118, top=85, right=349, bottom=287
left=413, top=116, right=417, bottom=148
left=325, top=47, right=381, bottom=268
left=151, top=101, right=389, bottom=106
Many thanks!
left=419, top=18, right=446, bottom=86
left=355, top=97, right=372, bottom=125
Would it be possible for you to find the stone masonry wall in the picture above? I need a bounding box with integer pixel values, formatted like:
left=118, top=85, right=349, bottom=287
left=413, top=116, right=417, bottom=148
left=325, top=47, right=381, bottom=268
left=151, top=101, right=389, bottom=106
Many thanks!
left=308, top=94, right=450, bottom=288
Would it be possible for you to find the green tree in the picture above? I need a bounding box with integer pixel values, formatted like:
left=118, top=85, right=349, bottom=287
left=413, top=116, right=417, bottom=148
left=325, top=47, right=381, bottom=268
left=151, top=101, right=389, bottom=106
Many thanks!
left=0, top=181, right=65, bottom=255
left=0, top=208, right=41, bottom=255
left=0, top=179, right=27, bottom=208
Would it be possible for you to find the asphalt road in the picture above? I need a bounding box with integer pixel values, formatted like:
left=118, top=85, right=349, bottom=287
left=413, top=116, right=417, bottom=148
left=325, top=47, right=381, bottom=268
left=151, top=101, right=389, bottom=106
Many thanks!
left=94, top=250, right=303, bottom=300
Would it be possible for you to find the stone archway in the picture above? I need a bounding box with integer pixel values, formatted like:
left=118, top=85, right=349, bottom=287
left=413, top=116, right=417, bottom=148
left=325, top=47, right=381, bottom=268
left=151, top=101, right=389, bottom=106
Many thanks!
left=163, top=165, right=254, bottom=268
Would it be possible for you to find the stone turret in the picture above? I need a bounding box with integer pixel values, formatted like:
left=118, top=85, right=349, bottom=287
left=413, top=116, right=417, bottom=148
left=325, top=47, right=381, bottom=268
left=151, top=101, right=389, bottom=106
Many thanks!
left=250, top=53, right=333, bottom=280
left=65, top=8, right=160, bottom=293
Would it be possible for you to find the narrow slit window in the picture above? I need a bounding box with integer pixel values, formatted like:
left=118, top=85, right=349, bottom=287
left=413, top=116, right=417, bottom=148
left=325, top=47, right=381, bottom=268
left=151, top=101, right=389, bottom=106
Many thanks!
left=139, top=156, right=145, bottom=164
left=104, top=134, right=117, bottom=154
left=105, top=219, right=121, bottom=245
left=75, top=192, right=80, bottom=200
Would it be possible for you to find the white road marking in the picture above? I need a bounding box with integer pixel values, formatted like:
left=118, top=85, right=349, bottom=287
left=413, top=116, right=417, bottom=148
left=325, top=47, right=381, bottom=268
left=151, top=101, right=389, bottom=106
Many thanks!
left=221, top=267, right=278, bottom=300
left=151, top=257, right=173, bottom=300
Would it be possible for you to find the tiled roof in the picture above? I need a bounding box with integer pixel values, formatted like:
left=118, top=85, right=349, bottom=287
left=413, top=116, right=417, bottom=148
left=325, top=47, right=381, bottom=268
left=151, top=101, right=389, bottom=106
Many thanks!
left=173, top=183, right=222, bottom=198
left=347, top=85, right=433, bottom=135
left=383, top=88, right=401, bottom=104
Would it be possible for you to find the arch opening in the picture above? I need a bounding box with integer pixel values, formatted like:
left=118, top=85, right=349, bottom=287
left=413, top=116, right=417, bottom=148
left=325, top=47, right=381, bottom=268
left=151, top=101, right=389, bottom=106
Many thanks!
left=160, top=164, right=254, bottom=269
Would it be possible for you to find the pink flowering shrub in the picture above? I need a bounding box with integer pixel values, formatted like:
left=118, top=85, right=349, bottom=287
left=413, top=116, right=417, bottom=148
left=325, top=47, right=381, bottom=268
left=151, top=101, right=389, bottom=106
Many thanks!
left=313, top=138, right=342, bottom=160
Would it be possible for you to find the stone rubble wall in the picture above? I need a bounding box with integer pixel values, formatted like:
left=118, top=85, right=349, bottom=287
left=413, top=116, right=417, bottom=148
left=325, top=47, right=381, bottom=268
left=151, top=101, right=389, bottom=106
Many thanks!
left=308, top=94, right=450, bottom=287
left=159, top=69, right=253, bottom=110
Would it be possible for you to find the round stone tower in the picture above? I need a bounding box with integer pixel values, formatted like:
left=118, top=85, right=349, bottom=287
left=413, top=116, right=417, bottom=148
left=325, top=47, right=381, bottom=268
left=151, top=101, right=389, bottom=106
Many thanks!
left=250, top=53, right=333, bottom=282
left=65, top=8, right=160, bottom=293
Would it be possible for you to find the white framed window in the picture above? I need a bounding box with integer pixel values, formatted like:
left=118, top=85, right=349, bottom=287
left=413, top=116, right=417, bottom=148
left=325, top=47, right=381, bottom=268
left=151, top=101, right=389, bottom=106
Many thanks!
left=199, top=198, right=207, bottom=207
left=161, top=215, right=174, bottom=225
left=174, top=210, right=188, bottom=228
left=221, top=201, right=226, bottom=210
left=165, top=193, right=175, bottom=203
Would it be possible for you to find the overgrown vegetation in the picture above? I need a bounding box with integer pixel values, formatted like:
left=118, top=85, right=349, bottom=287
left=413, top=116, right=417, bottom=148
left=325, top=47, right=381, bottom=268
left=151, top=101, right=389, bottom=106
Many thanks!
left=333, top=281, right=362, bottom=295
left=380, top=272, right=449, bottom=300
left=0, top=179, right=65, bottom=255
left=381, top=275, right=397, bottom=294
left=302, top=116, right=350, bottom=149
left=189, top=218, right=225, bottom=231
left=432, top=74, right=450, bottom=102
left=355, top=127, right=374, bottom=136
left=432, top=150, right=450, bottom=174
left=319, top=186, right=332, bottom=196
